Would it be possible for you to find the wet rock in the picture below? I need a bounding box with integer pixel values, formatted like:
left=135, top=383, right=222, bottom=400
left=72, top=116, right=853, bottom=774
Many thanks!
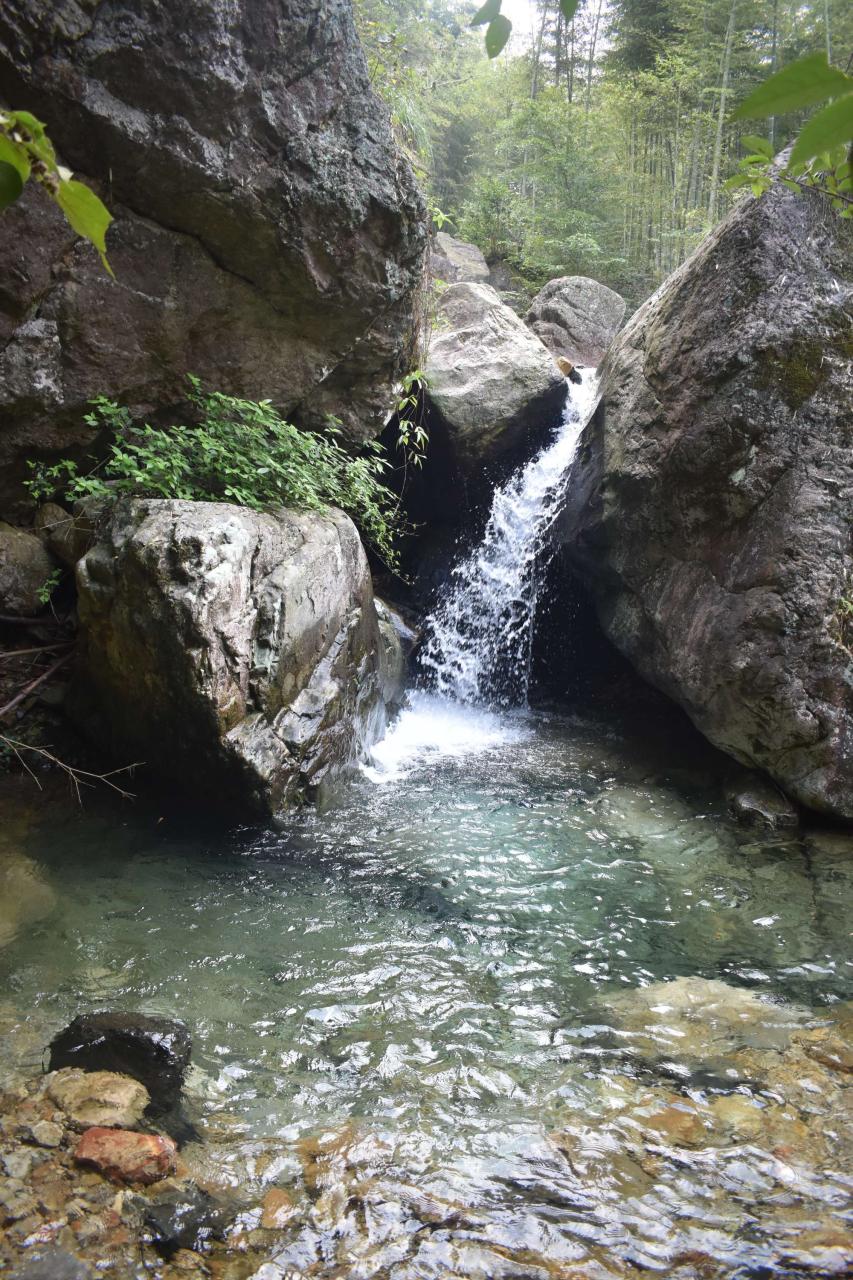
left=800, top=1032, right=853, bottom=1076
left=71, top=500, right=394, bottom=816
left=49, top=1012, right=191, bottom=1116
left=431, top=232, right=490, bottom=285
left=641, top=1100, right=708, bottom=1148
left=8, top=1249, right=94, bottom=1280
left=141, top=1184, right=231, bottom=1256
left=727, top=773, right=799, bottom=829
left=424, top=283, right=566, bottom=477
left=602, top=976, right=810, bottom=1062
left=563, top=180, right=853, bottom=819
left=0, top=524, right=55, bottom=617
left=260, top=1188, right=298, bottom=1230
left=25, top=1121, right=63, bottom=1149
left=0, top=0, right=425, bottom=517
left=74, top=1127, right=177, bottom=1185
left=526, top=276, right=626, bottom=367
left=46, top=1069, right=149, bottom=1132
left=375, top=598, right=417, bottom=709
left=2, top=1149, right=35, bottom=1180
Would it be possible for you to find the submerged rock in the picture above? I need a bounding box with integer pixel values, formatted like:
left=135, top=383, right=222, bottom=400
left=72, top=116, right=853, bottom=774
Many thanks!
left=726, top=773, right=799, bottom=829
left=526, top=276, right=626, bottom=367
left=0, top=0, right=425, bottom=516
left=564, top=181, right=853, bottom=819
left=48, top=1013, right=191, bottom=1116
left=0, top=840, right=56, bottom=950
left=602, top=975, right=810, bottom=1062
left=74, top=1126, right=177, bottom=1185
left=424, top=283, right=566, bottom=478
left=46, top=1069, right=149, bottom=1131
left=71, top=499, right=393, bottom=814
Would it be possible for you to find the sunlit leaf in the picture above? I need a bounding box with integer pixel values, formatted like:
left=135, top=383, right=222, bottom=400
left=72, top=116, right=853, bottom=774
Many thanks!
left=55, top=177, right=114, bottom=276
left=741, top=135, right=774, bottom=159
left=471, top=0, right=501, bottom=27
left=0, top=134, right=30, bottom=182
left=790, top=94, right=853, bottom=167
left=559, top=0, right=580, bottom=23
left=0, top=159, right=23, bottom=210
left=733, top=53, right=852, bottom=120
left=485, top=13, right=512, bottom=57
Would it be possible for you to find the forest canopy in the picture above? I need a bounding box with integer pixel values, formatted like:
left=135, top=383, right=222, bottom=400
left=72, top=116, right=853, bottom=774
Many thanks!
left=355, top=0, right=853, bottom=305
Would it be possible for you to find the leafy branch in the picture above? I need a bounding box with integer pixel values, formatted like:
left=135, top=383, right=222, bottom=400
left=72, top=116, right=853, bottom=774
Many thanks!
left=0, top=109, right=114, bottom=273
left=726, top=55, right=853, bottom=217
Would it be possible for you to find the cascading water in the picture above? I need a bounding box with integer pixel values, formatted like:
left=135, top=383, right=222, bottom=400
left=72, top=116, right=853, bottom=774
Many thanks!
left=419, top=370, right=599, bottom=707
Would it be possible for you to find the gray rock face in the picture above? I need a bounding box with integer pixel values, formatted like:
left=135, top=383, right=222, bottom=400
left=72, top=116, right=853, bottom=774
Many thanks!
left=71, top=500, right=393, bottom=815
left=0, top=523, right=55, bottom=615
left=0, top=0, right=425, bottom=517
left=564, top=183, right=853, bottom=819
left=431, top=232, right=490, bottom=285
left=425, top=283, right=566, bottom=474
left=526, top=276, right=626, bottom=367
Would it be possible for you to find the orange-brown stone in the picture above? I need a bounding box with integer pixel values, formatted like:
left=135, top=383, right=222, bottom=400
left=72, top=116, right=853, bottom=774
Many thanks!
left=74, top=1126, right=177, bottom=1185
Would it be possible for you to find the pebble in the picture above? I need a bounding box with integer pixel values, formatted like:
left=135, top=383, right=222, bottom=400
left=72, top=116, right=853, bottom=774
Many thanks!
left=26, top=1121, right=63, bottom=1149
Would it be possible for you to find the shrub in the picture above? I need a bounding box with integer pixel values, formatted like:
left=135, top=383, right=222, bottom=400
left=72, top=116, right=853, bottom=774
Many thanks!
left=27, top=379, right=403, bottom=571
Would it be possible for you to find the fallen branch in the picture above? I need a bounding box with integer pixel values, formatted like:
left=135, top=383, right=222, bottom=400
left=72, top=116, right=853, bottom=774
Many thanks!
left=0, top=644, right=75, bottom=660
left=0, top=651, right=74, bottom=722
left=0, top=613, right=67, bottom=626
left=0, top=734, right=142, bottom=803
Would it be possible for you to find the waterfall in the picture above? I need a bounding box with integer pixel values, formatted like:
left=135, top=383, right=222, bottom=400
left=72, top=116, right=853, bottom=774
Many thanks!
left=419, top=370, right=599, bottom=708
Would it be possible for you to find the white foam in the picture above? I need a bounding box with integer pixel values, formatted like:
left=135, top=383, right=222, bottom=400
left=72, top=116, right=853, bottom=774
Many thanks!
left=363, top=691, right=530, bottom=784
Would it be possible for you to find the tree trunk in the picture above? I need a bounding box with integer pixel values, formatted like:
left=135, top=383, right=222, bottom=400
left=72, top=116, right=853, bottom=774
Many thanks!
left=707, top=0, right=738, bottom=224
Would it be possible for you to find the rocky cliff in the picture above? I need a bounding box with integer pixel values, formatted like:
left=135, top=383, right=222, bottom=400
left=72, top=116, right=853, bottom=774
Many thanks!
left=563, top=181, right=853, bottom=819
left=0, top=0, right=426, bottom=517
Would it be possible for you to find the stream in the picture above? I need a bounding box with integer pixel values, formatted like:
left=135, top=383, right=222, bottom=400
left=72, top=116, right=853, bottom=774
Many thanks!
left=0, top=376, right=851, bottom=1278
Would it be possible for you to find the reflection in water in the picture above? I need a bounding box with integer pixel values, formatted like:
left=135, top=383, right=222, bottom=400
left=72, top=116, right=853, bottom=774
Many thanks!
left=1, top=700, right=851, bottom=1276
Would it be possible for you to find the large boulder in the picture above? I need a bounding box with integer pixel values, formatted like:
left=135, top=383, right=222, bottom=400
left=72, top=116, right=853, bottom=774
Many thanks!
left=526, top=276, right=626, bottom=367
left=424, top=283, right=566, bottom=477
left=430, top=232, right=490, bottom=285
left=563, top=182, right=853, bottom=819
left=70, top=499, right=394, bottom=814
left=0, top=0, right=426, bottom=518
left=0, top=523, right=55, bottom=615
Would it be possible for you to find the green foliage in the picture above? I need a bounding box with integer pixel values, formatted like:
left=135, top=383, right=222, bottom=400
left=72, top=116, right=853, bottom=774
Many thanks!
left=26, top=381, right=405, bottom=572
left=36, top=568, right=62, bottom=606
left=395, top=369, right=429, bottom=469
left=0, top=109, right=113, bottom=274
left=733, top=52, right=851, bottom=120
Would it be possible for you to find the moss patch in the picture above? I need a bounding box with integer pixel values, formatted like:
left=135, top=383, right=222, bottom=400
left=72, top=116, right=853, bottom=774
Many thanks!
left=754, top=339, right=831, bottom=409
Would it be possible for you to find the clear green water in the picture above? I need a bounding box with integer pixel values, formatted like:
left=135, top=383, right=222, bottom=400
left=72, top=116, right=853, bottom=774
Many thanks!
left=1, top=695, right=852, bottom=1276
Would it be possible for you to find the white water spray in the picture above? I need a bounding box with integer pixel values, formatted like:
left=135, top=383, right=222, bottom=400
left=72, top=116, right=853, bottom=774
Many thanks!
left=419, top=371, right=599, bottom=707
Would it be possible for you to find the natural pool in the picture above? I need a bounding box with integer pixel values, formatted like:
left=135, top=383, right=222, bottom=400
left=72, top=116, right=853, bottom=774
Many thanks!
left=1, top=692, right=851, bottom=1278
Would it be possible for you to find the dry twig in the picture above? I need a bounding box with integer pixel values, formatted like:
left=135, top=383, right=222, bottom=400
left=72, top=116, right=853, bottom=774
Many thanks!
left=0, top=651, right=74, bottom=723
left=0, top=734, right=142, bottom=804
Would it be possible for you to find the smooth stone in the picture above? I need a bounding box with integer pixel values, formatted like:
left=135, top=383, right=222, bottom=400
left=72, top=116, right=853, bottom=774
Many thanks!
left=46, top=1068, right=149, bottom=1131
left=25, top=1120, right=63, bottom=1148
left=526, top=275, right=626, bottom=367
left=74, top=1126, right=177, bottom=1185
left=140, top=1183, right=232, bottom=1256
left=0, top=523, right=56, bottom=616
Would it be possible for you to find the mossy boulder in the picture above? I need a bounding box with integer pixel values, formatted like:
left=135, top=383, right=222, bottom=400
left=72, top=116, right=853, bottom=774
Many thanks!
left=563, top=181, right=853, bottom=819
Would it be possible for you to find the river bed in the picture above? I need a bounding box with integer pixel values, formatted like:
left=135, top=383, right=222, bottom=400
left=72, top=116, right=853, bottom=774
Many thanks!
left=1, top=693, right=851, bottom=1277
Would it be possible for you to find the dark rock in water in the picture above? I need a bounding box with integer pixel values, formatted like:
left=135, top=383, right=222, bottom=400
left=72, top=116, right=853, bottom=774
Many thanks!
left=727, top=774, right=799, bottom=830
left=0, top=0, right=425, bottom=517
left=141, top=1185, right=233, bottom=1258
left=8, top=1249, right=93, bottom=1280
left=563, top=181, right=853, bottom=820
left=48, top=1012, right=190, bottom=1115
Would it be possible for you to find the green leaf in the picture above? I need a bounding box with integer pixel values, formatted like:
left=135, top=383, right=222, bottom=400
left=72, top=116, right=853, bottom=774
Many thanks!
left=54, top=177, right=114, bottom=275
left=790, top=94, right=853, bottom=168
left=724, top=172, right=754, bottom=190
left=559, top=0, right=579, bottom=23
left=470, top=0, right=501, bottom=27
left=485, top=13, right=512, bottom=57
left=741, top=134, right=774, bottom=159
left=733, top=53, right=852, bottom=121
left=0, top=134, right=30, bottom=182
left=0, top=159, right=24, bottom=210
